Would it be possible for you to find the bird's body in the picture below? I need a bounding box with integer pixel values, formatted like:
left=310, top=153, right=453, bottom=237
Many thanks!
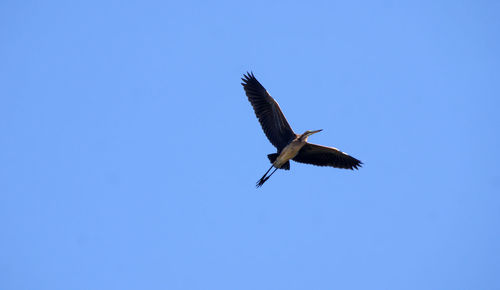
left=272, top=130, right=319, bottom=168
left=241, top=72, right=362, bottom=187
left=274, top=139, right=305, bottom=168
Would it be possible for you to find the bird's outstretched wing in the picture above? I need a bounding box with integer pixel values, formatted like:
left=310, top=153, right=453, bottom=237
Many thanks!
left=241, top=72, right=296, bottom=151
left=293, top=143, right=362, bottom=170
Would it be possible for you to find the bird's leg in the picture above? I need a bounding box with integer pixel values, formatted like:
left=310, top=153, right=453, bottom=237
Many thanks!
left=256, top=165, right=274, bottom=187
left=256, top=166, right=279, bottom=188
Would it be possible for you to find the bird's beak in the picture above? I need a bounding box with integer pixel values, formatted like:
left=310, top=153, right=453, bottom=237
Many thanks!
left=310, top=129, right=323, bottom=135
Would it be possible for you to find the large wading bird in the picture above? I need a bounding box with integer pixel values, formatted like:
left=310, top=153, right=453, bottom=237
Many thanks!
left=242, top=72, right=362, bottom=187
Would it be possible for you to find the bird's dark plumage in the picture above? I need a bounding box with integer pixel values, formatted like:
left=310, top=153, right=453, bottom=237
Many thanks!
left=293, top=143, right=362, bottom=169
left=241, top=72, right=296, bottom=151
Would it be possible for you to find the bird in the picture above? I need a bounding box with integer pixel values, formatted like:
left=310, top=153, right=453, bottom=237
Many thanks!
left=241, top=72, right=362, bottom=187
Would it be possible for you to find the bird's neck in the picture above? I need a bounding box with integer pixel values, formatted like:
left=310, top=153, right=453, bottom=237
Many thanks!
left=297, top=134, right=308, bottom=142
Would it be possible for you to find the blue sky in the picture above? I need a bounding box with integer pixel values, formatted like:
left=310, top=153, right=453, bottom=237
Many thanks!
left=1, top=1, right=499, bottom=289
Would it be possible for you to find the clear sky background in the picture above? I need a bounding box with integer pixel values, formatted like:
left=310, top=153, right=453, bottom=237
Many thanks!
left=1, top=1, right=499, bottom=289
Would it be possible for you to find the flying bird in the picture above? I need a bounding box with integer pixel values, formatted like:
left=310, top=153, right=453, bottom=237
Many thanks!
left=241, top=72, right=362, bottom=187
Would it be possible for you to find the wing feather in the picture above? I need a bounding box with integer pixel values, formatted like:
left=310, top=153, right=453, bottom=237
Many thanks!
left=241, top=72, right=296, bottom=150
left=293, top=143, right=362, bottom=170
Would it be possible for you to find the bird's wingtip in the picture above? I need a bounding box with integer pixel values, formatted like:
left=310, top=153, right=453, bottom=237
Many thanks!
left=243, top=71, right=256, bottom=79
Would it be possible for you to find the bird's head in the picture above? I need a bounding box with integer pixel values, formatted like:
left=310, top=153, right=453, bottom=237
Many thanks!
left=299, top=129, right=322, bottom=141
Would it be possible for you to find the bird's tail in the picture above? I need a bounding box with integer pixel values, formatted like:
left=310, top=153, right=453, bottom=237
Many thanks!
left=267, top=153, right=279, bottom=163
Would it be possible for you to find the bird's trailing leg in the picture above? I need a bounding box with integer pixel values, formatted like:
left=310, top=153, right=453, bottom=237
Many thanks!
left=256, top=165, right=273, bottom=187
left=256, top=165, right=279, bottom=188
